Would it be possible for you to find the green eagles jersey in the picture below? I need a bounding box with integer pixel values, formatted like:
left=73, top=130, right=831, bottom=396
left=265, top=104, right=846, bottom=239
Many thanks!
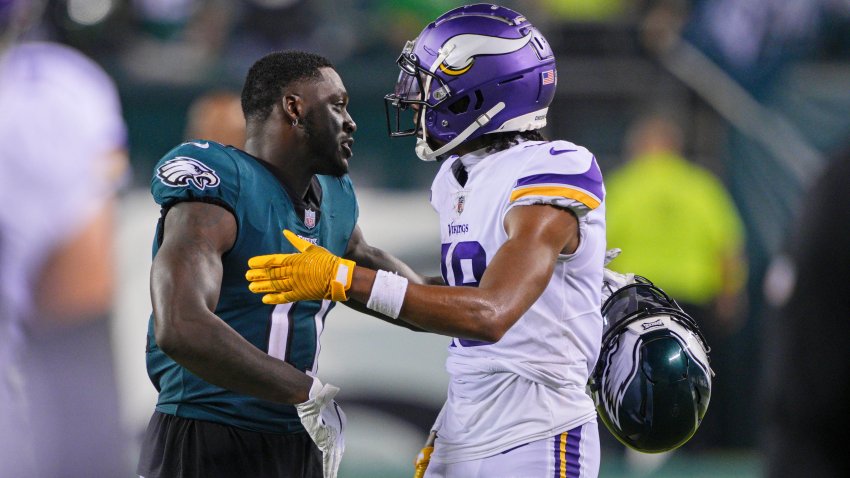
left=146, top=140, right=358, bottom=434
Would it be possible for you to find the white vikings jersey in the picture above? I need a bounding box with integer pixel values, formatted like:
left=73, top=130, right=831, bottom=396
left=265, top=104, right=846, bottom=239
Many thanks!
left=429, top=140, right=606, bottom=463
left=0, top=42, right=127, bottom=370
left=0, top=43, right=127, bottom=475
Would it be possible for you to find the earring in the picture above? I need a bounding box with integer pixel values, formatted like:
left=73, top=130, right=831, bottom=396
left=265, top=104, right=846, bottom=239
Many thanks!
left=292, top=118, right=299, bottom=127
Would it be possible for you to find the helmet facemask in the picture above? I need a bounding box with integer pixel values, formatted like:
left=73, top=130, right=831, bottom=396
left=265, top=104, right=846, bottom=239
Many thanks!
left=386, top=40, right=500, bottom=162
left=384, top=40, right=451, bottom=139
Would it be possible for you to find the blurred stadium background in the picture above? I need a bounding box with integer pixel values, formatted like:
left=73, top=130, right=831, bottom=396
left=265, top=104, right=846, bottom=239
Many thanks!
left=26, top=0, right=850, bottom=476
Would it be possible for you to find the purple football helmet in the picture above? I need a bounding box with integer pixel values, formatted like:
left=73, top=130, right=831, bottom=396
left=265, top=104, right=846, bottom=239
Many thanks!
left=384, top=3, right=557, bottom=161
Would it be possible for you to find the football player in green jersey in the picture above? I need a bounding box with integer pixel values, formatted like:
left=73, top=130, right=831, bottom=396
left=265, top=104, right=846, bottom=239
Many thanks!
left=138, top=50, right=424, bottom=478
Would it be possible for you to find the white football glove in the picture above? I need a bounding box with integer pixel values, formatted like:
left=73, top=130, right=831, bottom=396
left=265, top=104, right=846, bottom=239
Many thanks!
left=602, top=268, right=637, bottom=303
left=601, top=248, right=637, bottom=305
left=295, top=377, right=346, bottom=478
left=604, top=247, right=622, bottom=266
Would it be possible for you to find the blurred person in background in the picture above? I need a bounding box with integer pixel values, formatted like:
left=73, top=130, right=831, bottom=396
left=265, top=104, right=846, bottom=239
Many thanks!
left=123, top=0, right=237, bottom=85
left=604, top=113, right=747, bottom=451
left=0, top=0, right=130, bottom=476
left=185, top=89, right=246, bottom=148
left=761, top=146, right=850, bottom=478
left=222, top=0, right=337, bottom=80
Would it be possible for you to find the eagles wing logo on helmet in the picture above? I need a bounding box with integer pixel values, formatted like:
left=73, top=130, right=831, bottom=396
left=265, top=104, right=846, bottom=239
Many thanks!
left=439, top=32, right=532, bottom=75
left=597, top=326, right=646, bottom=431
left=157, top=157, right=221, bottom=190
left=591, top=279, right=713, bottom=454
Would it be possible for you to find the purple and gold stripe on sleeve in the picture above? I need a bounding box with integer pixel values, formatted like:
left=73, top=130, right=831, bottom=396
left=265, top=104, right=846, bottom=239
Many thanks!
left=553, top=426, right=583, bottom=478
left=511, top=158, right=604, bottom=210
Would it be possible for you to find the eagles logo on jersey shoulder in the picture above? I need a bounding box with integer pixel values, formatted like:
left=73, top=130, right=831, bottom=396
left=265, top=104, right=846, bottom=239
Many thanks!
left=157, top=156, right=221, bottom=190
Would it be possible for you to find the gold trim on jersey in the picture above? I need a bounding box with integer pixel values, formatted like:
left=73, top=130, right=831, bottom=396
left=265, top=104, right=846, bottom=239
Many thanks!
left=509, top=185, right=601, bottom=210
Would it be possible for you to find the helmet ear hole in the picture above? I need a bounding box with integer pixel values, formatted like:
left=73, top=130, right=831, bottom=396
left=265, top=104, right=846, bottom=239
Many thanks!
left=473, top=90, right=484, bottom=110
left=448, top=96, right=470, bottom=114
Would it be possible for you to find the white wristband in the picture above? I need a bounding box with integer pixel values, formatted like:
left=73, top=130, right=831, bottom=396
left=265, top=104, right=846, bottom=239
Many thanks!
left=366, top=270, right=409, bottom=319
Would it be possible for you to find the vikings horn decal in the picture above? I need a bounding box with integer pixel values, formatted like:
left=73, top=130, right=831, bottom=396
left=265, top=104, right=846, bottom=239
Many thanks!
left=439, top=32, right=533, bottom=75
left=157, top=157, right=221, bottom=190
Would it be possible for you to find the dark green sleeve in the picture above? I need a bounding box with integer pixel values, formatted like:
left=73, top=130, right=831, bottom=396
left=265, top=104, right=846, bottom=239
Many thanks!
left=150, top=141, right=240, bottom=210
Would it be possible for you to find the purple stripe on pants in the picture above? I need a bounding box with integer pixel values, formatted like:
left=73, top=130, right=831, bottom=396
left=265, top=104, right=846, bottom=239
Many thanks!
left=553, top=433, right=563, bottom=478
left=565, top=425, right=583, bottom=478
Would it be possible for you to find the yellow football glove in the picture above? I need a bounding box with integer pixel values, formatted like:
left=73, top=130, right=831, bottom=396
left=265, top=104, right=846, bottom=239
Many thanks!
left=246, top=230, right=355, bottom=304
left=412, top=430, right=436, bottom=478
left=413, top=445, right=433, bottom=478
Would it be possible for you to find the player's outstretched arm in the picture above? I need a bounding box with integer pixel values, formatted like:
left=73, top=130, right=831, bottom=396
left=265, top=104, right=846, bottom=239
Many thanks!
left=246, top=225, right=439, bottom=331
left=349, top=204, right=579, bottom=341
left=343, top=224, right=443, bottom=286
left=246, top=204, right=578, bottom=342
left=341, top=225, right=440, bottom=330
left=152, top=201, right=312, bottom=404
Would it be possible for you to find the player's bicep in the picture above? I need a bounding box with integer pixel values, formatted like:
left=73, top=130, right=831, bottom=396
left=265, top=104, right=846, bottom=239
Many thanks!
left=152, top=201, right=237, bottom=315
left=505, top=203, right=580, bottom=255
left=477, top=205, right=577, bottom=313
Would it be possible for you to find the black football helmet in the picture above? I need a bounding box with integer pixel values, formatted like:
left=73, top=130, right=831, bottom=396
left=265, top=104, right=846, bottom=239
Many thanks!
left=589, top=276, right=713, bottom=453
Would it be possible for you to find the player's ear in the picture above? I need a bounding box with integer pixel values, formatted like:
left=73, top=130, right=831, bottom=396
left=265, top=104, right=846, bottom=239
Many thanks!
left=282, top=94, right=303, bottom=126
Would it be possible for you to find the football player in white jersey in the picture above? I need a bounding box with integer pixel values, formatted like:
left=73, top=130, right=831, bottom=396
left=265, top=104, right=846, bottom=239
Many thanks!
left=247, top=4, right=605, bottom=477
left=0, top=1, right=130, bottom=475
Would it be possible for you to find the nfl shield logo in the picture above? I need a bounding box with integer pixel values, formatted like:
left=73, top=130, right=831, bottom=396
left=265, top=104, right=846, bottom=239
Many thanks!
left=455, top=195, right=465, bottom=215
left=304, top=209, right=316, bottom=229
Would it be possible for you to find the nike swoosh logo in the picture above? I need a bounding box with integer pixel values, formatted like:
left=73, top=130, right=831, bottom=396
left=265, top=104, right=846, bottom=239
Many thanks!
left=189, top=141, right=210, bottom=149
left=549, top=147, right=576, bottom=155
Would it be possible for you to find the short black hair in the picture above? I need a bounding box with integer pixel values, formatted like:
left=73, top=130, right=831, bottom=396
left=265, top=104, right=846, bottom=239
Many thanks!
left=241, top=50, right=334, bottom=122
